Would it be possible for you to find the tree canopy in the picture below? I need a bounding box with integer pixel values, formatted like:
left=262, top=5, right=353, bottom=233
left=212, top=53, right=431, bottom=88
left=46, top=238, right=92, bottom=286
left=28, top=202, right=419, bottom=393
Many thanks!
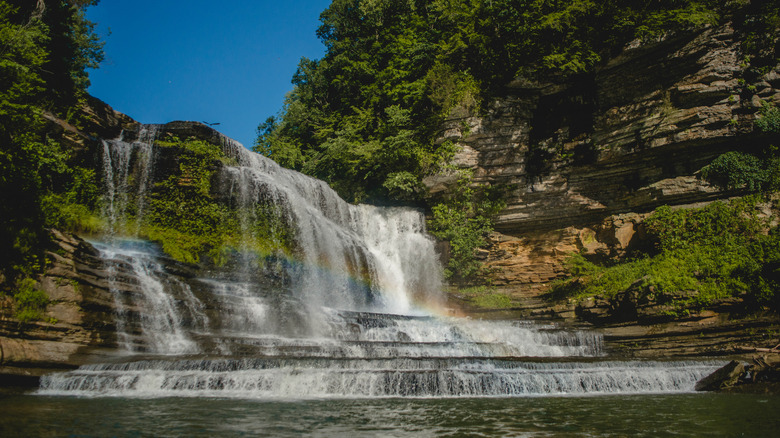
left=254, top=0, right=753, bottom=204
left=0, top=0, right=103, bottom=283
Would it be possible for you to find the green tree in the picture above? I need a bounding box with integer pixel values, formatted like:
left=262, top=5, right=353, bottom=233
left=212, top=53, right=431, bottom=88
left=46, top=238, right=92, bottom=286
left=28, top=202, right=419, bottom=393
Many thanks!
left=256, top=0, right=736, bottom=206
left=0, top=1, right=51, bottom=283
left=0, top=0, right=103, bottom=287
left=429, top=173, right=504, bottom=284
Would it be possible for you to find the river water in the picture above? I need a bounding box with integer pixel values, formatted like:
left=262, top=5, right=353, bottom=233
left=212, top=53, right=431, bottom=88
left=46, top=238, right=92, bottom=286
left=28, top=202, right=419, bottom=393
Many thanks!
left=1, top=392, right=778, bottom=437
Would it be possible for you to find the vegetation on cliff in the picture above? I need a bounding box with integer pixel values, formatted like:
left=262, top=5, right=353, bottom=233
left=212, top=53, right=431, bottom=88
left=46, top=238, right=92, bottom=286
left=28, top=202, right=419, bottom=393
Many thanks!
left=257, top=0, right=739, bottom=202
left=139, top=137, right=294, bottom=266
left=428, top=171, right=504, bottom=284
left=0, top=0, right=103, bottom=319
left=45, top=134, right=295, bottom=269
left=552, top=66, right=780, bottom=318
left=553, top=196, right=780, bottom=314
left=701, top=102, right=780, bottom=192
left=257, top=0, right=779, bottom=284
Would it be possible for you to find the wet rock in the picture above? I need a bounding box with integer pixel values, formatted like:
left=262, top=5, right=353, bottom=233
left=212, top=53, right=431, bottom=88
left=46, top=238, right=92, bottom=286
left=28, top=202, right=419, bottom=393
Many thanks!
left=575, top=296, right=612, bottom=324
left=0, top=231, right=118, bottom=379
left=695, top=360, right=745, bottom=391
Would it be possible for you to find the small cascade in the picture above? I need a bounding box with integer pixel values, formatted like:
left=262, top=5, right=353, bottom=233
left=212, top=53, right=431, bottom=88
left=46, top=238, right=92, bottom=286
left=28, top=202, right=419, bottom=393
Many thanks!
left=101, top=125, right=159, bottom=235
left=40, top=127, right=726, bottom=399
left=96, top=241, right=203, bottom=354
left=39, top=358, right=718, bottom=398
left=99, top=125, right=202, bottom=354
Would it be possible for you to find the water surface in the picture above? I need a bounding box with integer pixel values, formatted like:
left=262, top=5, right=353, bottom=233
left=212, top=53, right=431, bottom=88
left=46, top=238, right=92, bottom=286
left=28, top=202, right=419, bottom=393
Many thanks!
left=1, top=393, right=777, bottom=437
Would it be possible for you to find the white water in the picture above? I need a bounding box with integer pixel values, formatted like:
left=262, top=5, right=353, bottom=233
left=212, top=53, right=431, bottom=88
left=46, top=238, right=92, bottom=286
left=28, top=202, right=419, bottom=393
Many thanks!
left=218, top=138, right=442, bottom=315
left=41, top=126, right=724, bottom=398
left=96, top=241, right=201, bottom=355
left=39, top=358, right=717, bottom=398
left=100, top=126, right=158, bottom=235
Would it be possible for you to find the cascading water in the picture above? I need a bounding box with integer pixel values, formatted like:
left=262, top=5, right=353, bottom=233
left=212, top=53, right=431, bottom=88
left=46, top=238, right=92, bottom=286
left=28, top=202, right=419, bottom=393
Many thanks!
left=217, top=138, right=443, bottom=315
left=96, top=240, right=206, bottom=355
left=39, top=126, right=723, bottom=398
left=100, top=125, right=159, bottom=235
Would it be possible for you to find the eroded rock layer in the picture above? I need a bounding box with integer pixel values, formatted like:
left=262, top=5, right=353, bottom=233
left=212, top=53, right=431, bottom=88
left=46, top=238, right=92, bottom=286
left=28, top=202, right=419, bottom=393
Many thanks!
left=429, top=24, right=780, bottom=290
left=0, top=231, right=117, bottom=379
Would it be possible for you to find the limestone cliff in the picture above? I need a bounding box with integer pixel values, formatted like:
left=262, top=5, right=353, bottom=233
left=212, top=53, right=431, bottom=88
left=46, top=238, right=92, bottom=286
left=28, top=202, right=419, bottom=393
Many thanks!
left=0, top=231, right=117, bottom=381
left=428, top=23, right=780, bottom=291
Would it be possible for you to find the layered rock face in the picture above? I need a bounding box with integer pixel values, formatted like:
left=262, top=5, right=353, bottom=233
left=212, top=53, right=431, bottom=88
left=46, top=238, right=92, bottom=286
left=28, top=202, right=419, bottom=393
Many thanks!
left=0, top=231, right=117, bottom=380
left=429, top=24, right=780, bottom=289
left=0, top=98, right=248, bottom=379
left=1, top=98, right=137, bottom=380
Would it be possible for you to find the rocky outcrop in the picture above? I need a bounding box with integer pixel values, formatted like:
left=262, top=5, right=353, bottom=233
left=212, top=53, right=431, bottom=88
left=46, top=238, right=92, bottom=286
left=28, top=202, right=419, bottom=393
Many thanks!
left=696, top=355, right=780, bottom=393
left=429, top=23, right=780, bottom=291
left=0, top=231, right=117, bottom=379
left=696, top=360, right=745, bottom=391
left=41, top=95, right=138, bottom=154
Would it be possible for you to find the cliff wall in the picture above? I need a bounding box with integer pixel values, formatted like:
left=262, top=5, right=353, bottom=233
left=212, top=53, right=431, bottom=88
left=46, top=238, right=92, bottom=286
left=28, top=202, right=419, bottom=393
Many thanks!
left=0, top=99, right=254, bottom=379
left=0, top=231, right=117, bottom=381
left=428, top=23, right=780, bottom=290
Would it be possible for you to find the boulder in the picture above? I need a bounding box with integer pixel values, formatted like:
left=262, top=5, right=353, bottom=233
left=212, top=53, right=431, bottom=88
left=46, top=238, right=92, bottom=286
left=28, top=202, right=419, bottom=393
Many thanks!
left=695, top=360, right=745, bottom=391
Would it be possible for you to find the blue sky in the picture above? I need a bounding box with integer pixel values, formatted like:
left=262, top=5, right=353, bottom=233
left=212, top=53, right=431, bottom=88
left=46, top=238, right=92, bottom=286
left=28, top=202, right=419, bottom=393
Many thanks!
left=86, top=1, right=331, bottom=148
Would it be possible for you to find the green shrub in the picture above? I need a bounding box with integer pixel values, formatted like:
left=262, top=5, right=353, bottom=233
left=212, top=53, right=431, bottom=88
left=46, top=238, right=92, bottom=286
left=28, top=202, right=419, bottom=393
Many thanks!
left=552, top=198, right=780, bottom=313
left=700, top=152, right=776, bottom=192
left=755, top=101, right=780, bottom=134
left=12, top=278, right=49, bottom=323
left=429, top=173, right=504, bottom=284
left=643, top=199, right=764, bottom=251
left=42, top=194, right=105, bottom=234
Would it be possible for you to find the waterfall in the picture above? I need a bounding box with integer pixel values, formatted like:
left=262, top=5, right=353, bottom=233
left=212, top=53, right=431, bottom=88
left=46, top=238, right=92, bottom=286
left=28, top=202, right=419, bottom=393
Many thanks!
left=100, top=125, right=159, bottom=236
left=95, top=240, right=204, bottom=355
left=39, top=359, right=718, bottom=398
left=40, top=126, right=725, bottom=398
left=217, top=138, right=443, bottom=315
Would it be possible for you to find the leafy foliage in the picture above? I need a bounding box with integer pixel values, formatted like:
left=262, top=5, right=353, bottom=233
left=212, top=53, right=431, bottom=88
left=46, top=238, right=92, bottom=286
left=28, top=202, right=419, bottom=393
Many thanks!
left=0, top=1, right=52, bottom=283
left=428, top=173, right=504, bottom=284
left=140, top=137, right=293, bottom=266
left=552, top=199, right=780, bottom=313
left=12, top=277, right=49, bottom=323
left=0, top=1, right=103, bottom=321
left=256, top=0, right=741, bottom=204
left=755, top=101, right=780, bottom=134
left=700, top=151, right=779, bottom=192
left=643, top=200, right=763, bottom=251
left=253, top=0, right=778, bottom=286
left=701, top=102, right=780, bottom=193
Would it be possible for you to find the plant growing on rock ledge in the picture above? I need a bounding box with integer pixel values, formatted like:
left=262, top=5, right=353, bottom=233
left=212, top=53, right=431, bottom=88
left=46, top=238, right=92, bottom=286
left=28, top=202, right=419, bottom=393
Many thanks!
left=551, top=198, right=780, bottom=316
left=701, top=102, right=780, bottom=193
left=755, top=101, right=780, bottom=134
left=428, top=172, right=504, bottom=285
left=140, top=137, right=294, bottom=266
left=8, top=277, right=49, bottom=323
